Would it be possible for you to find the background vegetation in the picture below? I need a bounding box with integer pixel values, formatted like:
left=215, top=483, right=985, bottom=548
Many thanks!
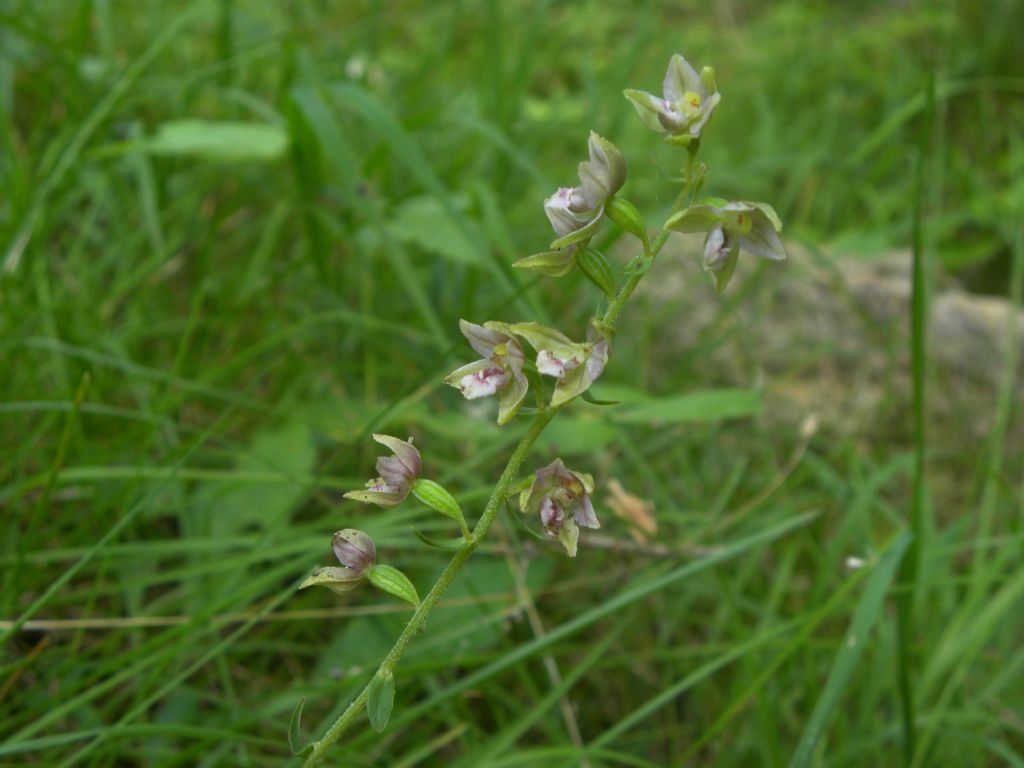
left=2, top=1, right=1022, bottom=765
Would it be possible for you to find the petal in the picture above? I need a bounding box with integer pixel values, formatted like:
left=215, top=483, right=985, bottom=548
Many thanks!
left=623, top=89, right=670, bottom=133
left=572, top=494, right=601, bottom=529
left=576, top=131, right=627, bottom=210
left=550, top=364, right=590, bottom=408
left=459, top=366, right=510, bottom=399
left=539, top=496, right=563, bottom=534
left=511, top=322, right=587, bottom=365
left=548, top=207, right=604, bottom=250
left=458, top=318, right=507, bottom=359
left=688, top=91, right=721, bottom=138
left=512, top=249, right=576, bottom=277
left=585, top=339, right=609, bottom=382
left=332, top=529, right=376, bottom=572
left=737, top=212, right=786, bottom=261
left=702, top=226, right=732, bottom=270
left=663, top=53, right=703, bottom=103
left=544, top=187, right=592, bottom=238
left=444, top=358, right=491, bottom=389
left=376, top=455, right=413, bottom=488
left=496, top=372, right=528, bottom=425
left=557, top=516, right=580, bottom=558
left=343, top=486, right=406, bottom=507
left=372, top=434, right=421, bottom=477
left=298, top=566, right=364, bottom=594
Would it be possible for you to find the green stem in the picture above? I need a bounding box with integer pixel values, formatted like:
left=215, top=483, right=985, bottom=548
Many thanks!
left=303, top=408, right=557, bottom=766
left=602, top=167, right=697, bottom=327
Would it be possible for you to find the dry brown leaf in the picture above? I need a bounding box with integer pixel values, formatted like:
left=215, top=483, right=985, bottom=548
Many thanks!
left=605, top=479, right=657, bottom=543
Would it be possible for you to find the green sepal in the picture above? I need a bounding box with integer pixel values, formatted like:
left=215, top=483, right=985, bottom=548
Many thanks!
left=366, top=669, right=396, bottom=733
left=512, top=250, right=575, bottom=276
left=664, top=204, right=720, bottom=234
left=411, top=478, right=465, bottom=524
left=509, top=322, right=586, bottom=362
left=288, top=697, right=314, bottom=756
left=576, top=248, right=616, bottom=299
left=366, top=564, right=420, bottom=607
left=710, top=247, right=740, bottom=294
left=549, top=209, right=603, bottom=250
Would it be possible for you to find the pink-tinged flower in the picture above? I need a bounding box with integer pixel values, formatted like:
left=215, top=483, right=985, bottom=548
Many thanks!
left=512, top=320, right=610, bottom=407
left=519, top=459, right=599, bottom=558
left=666, top=199, right=786, bottom=293
left=515, top=133, right=626, bottom=276
left=445, top=320, right=529, bottom=425
left=298, top=528, right=377, bottom=595
left=343, top=434, right=421, bottom=507
left=332, top=529, right=376, bottom=575
left=624, top=54, right=720, bottom=143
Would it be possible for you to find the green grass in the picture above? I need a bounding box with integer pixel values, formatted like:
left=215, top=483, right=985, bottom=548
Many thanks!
left=2, top=1, right=1024, bottom=766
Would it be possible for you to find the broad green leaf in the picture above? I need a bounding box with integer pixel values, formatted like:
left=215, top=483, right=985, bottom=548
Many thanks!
left=143, top=120, right=287, bottom=162
left=611, top=388, right=762, bottom=424
left=387, top=196, right=482, bottom=265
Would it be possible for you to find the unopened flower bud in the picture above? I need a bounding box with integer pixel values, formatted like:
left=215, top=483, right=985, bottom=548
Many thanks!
left=332, top=529, right=376, bottom=576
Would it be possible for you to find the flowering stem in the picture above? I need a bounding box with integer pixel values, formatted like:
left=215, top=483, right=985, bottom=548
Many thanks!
left=305, top=149, right=703, bottom=766
left=303, top=407, right=558, bottom=766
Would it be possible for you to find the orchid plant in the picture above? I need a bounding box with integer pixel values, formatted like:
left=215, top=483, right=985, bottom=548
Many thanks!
left=293, top=52, right=787, bottom=764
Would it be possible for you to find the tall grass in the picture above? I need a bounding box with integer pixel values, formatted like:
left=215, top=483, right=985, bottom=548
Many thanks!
left=2, top=1, right=1022, bottom=766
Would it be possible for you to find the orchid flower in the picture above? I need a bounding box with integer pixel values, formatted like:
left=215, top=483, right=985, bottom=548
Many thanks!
left=624, top=53, right=720, bottom=144
left=445, top=320, right=529, bottom=425
left=298, top=529, right=376, bottom=595
left=512, top=320, right=610, bottom=407
left=514, top=132, right=626, bottom=276
left=343, top=434, right=421, bottom=507
left=666, top=199, right=786, bottom=293
left=519, top=459, right=599, bottom=557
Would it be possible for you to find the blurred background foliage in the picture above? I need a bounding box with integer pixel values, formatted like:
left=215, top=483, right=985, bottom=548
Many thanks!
left=1, top=1, right=1022, bottom=766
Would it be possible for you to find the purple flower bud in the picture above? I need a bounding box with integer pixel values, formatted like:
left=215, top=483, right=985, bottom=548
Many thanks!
left=332, top=528, right=376, bottom=576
